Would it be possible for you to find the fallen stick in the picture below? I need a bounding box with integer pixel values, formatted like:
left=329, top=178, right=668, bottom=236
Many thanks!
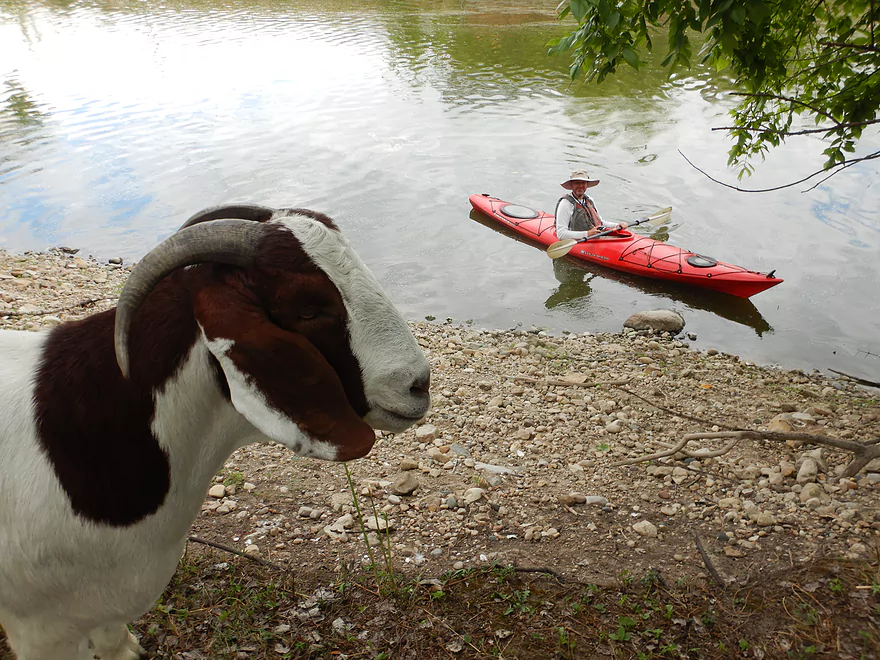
left=505, top=375, right=630, bottom=388
left=693, top=533, right=725, bottom=589
left=829, top=369, right=880, bottom=388
left=4, top=297, right=115, bottom=317
left=187, top=535, right=286, bottom=570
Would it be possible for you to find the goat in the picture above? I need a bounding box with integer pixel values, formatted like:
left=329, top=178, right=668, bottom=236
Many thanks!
left=0, top=204, right=431, bottom=660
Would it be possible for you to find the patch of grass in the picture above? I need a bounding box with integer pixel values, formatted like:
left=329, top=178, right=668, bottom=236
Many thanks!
left=220, top=469, right=244, bottom=488
left=4, top=555, right=876, bottom=659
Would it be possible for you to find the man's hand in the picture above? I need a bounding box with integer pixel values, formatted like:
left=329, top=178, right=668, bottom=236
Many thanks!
left=617, top=222, right=629, bottom=230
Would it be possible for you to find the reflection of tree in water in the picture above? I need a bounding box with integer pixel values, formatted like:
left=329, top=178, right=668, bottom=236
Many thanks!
left=2, top=78, right=47, bottom=129
left=545, top=258, right=596, bottom=310
left=0, top=77, right=49, bottom=178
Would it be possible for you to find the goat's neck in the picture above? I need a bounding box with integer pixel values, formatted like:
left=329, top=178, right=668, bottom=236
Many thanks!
left=146, top=338, right=257, bottom=539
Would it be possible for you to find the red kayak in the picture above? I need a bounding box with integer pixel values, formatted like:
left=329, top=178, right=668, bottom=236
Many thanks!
left=469, top=194, right=783, bottom=299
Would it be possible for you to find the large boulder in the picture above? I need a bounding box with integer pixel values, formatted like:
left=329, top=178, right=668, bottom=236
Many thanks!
left=623, top=309, right=685, bottom=334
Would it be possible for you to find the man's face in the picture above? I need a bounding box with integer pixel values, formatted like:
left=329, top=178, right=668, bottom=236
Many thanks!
left=571, top=181, right=588, bottom=197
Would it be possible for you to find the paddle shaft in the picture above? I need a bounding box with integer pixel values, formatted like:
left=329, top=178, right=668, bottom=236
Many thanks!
left=579, top=215, right=654, bottom=242
left=546, top=206, right=672, bottom=260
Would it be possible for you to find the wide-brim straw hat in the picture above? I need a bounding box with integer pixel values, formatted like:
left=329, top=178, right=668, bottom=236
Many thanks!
left=561, top=169, right=600, bottom=190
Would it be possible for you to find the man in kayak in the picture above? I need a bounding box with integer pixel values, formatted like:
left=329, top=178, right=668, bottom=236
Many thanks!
left=555, top=169, right=627, bottom=241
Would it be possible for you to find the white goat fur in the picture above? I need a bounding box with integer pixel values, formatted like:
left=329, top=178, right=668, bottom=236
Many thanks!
left=0, top=215, right=429, bottom=659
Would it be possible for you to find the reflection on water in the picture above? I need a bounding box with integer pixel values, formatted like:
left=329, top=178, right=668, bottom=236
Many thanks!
left=0, top=0, right=877, bottom=379
left=546, top=258, right=596, bottom=310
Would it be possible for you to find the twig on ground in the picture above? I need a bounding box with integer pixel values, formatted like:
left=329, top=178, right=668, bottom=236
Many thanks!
left=505, top=374, right=630, bottom=388
left=513, top=566, right=564, bottom=580
left=4, top=297, right=115, bottom=317
left=612, top=384, right=739, bottom=429
left=693, top=533, right=726, bottom=589
left=829, top=369, right=880, bottom=388
left=611, top=434, right=743, bottom=467
left=187, top=535, right=286, bottom=570
left=614, top=429, right=880, bottom=477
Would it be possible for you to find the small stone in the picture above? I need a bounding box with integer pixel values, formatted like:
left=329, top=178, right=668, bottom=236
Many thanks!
left=415, top=425, right=438, bottom=442
left=768, top=418, right=792, bottom=433
left=463, top=488, right=485, bottom=505
left=365, top=516, right=394, bottom=532
left=623, top=310, right=685, bottom=334
left=399, top=458, right=419, bottom=471
left=796, top=459, right=818, bottom=484
left=632, top=520, right=658, bottom=537
left=799, top=483, right=829, bottom=503
left=391, top=472, right=420, bottom=496
left=208, top=484, right=226, bottom=499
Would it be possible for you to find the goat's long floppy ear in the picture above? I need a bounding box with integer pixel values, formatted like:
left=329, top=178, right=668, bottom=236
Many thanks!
left=194, top=285, right=375, bottom=462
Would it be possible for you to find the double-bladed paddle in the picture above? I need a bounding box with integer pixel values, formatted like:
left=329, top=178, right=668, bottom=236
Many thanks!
left=546, top=206, right=673, bottom=260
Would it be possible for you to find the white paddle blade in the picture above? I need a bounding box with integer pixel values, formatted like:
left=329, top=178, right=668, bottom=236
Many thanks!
left=546, top=239, right=578, bottom=259
left=645, top=206, right=673, bottom=225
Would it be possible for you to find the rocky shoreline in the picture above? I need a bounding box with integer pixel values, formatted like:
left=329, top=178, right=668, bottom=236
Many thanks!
left=1, top=247, right=878, bottom=586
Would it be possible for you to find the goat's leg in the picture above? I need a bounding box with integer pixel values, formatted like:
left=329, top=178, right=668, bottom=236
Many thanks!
left=3, top=617, right=86, bottom=660
left=3, top=619, right=144, bottom=660
left=88, top=623, right=146, bottom=660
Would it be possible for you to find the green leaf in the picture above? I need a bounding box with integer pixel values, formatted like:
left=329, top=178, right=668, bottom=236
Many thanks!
left=569, top=0, right=591, bottom=22
left=731, top=6, right=746, bottom=24
left=607, top=11, right=620, bottom=29
left=603, top=42, right=620, bottom=60
left=621, top=46, right=639, bottom=69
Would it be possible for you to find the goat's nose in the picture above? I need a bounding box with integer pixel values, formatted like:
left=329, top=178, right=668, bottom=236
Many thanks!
left=410, top=373, right=430, bottom=396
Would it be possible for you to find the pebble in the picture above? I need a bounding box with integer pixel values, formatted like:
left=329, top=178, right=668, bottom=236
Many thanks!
left=799, top=483, right=829, bottom=503
left=208, top=484, right=226, bottom=499
left=632, top=520, right=658, bottom=537
left=462, top=488, right=485, bottom=505
left=796, top=459, right=819, bottom=484
left=391, top=472, right=420, bottom=496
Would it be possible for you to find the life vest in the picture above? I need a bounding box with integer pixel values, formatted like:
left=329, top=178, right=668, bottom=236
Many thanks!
left=557, top=194, right=600, bottom=231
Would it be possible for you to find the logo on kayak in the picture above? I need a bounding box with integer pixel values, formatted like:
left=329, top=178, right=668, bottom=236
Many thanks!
left=580, top=250, right=609, bottom=261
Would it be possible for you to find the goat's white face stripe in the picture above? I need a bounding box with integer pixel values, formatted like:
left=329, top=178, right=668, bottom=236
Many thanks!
left=203, top=336, right=338, bottom=460
left=277, top=216, right=429, bottom=425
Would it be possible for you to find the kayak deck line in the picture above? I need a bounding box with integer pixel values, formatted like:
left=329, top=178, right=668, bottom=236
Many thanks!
left=469, top=193, right=783, bottom=299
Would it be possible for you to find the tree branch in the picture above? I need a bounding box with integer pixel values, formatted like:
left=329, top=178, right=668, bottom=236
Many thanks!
left=614, top=430, right=880, bottom=477
left=731, top=91, right=838, bottom=123
left=711, top=119, right=880, bottom=136
left=678, top=149, right=880, bottom=193
left=828, top=369, right=880, bottom=388
left=819, top=40, right=880, bottom=53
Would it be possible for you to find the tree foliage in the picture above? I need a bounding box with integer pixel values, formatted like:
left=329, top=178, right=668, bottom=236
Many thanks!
left=548, top=0, right=880, bottom=183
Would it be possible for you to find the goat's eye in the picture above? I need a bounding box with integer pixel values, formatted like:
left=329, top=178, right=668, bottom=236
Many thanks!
left=299, top=305, right=319, bottom=320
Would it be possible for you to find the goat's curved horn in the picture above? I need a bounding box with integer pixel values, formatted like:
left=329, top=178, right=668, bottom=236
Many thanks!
left=114, top=219, right=269, bottom=379
left=178, top=204, right=276, bottom=230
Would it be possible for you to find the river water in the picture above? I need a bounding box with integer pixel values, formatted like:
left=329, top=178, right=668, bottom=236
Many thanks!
left=1, top=0, right=878, bottom=380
